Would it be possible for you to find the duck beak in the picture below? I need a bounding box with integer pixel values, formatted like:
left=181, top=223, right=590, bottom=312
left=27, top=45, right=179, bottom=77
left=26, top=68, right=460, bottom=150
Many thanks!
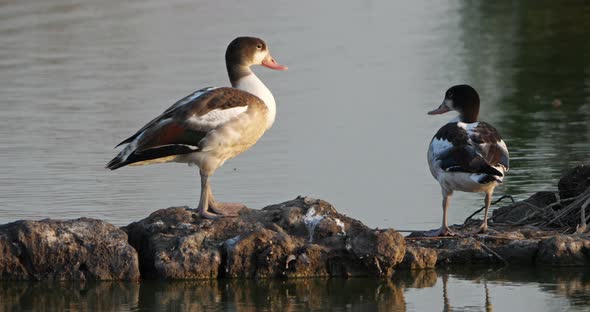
left=261, top=54, right=288, bottom=71
left=428, top=102, right=450, bottom=115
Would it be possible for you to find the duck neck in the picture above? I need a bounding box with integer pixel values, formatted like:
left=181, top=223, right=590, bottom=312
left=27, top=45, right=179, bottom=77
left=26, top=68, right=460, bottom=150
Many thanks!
left=458, top=109, right=479, bottom=123
left=230, top=66, right=276, bottom=129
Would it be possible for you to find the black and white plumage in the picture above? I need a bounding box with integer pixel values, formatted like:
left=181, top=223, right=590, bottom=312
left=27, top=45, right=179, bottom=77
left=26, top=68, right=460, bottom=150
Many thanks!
left=426, top=85, right=509, bottom=236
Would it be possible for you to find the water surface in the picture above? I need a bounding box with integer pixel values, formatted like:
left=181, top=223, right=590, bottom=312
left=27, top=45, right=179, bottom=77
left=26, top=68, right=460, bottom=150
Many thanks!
left=2, top=268, right=590, bottom=312
left=1, top=0, right=589, bottom=229
left=1, top=0, right=590, bottom=310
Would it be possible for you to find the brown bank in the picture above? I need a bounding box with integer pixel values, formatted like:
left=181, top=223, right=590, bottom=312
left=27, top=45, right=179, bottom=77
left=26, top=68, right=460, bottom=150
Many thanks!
left=1, top=166, right=590, bottom=281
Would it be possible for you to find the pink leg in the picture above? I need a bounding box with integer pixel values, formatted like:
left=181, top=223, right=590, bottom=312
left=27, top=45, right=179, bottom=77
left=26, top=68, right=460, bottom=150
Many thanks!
left=196, top=172, right=222, bottom=219
left=424, top=189, right=458, bottom=237
left=207, top=184, right=245, bottom=217
left=471, top=190, right=493, bottom=234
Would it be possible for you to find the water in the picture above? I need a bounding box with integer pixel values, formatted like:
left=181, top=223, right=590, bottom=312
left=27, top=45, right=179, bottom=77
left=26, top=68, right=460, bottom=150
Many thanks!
left=1, top=0, right=589, bottom=229
left=1, top=0, right=590, bottom=310
left=2, top=268, right=590, bottom=312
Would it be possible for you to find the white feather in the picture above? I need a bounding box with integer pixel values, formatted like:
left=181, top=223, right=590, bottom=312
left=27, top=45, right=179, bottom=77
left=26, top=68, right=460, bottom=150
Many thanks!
left=235, top=74, right=276, bottom=129
left=177, top=87, right=218, bottom=107
left=429, top=138, right=453, bottom=157
left=457, top=121, right=479, bottom=131
left=187, top=106, right=248, bottom=131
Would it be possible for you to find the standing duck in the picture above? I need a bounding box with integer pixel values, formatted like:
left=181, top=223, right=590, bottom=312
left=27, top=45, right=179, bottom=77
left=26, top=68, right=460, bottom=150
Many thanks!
left=106, top=37, right=287, bottom=219
left=426, top=85, right=509, bottom=236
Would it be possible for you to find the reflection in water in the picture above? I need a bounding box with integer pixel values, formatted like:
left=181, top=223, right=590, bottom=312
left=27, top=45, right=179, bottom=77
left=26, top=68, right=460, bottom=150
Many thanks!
left=484, top=268, right=590, bottom=308
left=138, top=279, right=406, bottom=312
left=484, top=281, right=492, bottom=312
left=437, top=273, right=492, bottom=312
left=1, top=1, right=590, bottom=309
left=458, top=1, right=590, bottom=201
left=2, top=268, right=590, bottom=311
left=0, top=281, right=139, bottom=312
left=394, top=270, right=438, bottom=289
left=0, top=279, right=406, bottom=312
left=442, top=274, right=451, bottom=312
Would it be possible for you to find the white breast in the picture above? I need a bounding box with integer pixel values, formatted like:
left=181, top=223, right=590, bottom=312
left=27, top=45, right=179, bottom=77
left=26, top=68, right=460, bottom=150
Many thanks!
left=235, top=74, right=276, bottom=129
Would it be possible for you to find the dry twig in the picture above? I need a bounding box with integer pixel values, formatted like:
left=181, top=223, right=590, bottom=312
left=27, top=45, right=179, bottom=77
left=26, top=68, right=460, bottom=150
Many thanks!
left=464, top=195, right=515, bottom=224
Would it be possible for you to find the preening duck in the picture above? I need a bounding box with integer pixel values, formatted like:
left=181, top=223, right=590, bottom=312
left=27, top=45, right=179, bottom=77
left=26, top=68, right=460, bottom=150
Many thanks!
left=426, top=85, right=509, bottom=236
left=106, top=36, right=287, bottom=219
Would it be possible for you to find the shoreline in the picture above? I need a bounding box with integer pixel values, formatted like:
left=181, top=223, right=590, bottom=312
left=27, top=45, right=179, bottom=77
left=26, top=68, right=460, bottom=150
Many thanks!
left=1, top=165, right=589, bottom=281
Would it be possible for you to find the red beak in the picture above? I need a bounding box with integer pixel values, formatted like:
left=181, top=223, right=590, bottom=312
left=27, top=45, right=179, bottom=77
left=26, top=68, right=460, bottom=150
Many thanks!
left=261, top=54, right=288, bottom=71
left=428, top=103, right=450, bottom=115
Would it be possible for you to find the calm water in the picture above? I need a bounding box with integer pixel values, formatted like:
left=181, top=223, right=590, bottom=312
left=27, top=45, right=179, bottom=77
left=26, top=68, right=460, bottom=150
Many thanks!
left=1, top=0, right=590, bottom=310
left=2, top=268, right=590, bottom=312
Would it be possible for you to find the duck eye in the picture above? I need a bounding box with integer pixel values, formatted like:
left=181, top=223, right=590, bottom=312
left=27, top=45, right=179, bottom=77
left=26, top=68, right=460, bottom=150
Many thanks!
left=256, top=44, right=263, bottom=49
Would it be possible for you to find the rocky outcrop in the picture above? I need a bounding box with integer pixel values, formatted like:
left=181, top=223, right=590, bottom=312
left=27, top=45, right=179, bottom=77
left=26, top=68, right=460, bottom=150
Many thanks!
left=0, top=218, right=139, bottom=281
left=558, top=165, right=590, bottom=199
left=123, top=197, right=406, bottom=279
left=407, top=226, right=590, bottom=267
left=491, top=165, right=590, bottom=229
left=398, top=246, right=437, bottom=269
left=492, top=191, right=558, bottom=224
left=537, top=235, right=590, bottom=266
left=4, top=193, right=590, bottom=282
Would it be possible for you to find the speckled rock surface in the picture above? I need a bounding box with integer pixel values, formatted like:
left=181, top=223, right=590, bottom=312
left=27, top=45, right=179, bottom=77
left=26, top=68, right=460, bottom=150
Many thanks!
left=399, top=246, right=437, bottom=269
left=5, top=195, right=590, bottom=282
left=123, top=197, right=406, bottom=279
left=537, top=235, right=590, bottom=266
left=407, top=226, right=590, bottom=267
left=0, top=218, right=139, bottom=281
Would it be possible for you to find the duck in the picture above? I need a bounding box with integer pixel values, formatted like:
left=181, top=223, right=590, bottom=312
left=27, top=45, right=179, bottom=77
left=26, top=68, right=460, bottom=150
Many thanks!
left=106, top=36, right=287, bottom=219
left=426, top=84, right=509, bottom=236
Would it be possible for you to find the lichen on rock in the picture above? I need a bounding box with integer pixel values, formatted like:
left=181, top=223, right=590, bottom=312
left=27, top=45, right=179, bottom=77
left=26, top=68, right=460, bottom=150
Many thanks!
left=123, top=196, right=406, bottom=279
left=0, top=218, right=139, bottom=281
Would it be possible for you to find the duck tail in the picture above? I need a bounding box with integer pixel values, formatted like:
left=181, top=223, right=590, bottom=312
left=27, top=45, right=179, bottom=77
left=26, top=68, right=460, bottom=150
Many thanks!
left=106, top=152, right=128, bottom=170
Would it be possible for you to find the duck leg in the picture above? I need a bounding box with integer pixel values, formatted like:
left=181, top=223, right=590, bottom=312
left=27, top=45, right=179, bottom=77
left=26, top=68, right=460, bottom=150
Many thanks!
left=425, top=189, right=457, bottom=237
left=208, top=184, right=245, bottom=217
left=196, top=172, right=222, bottom=219
left=473, top=190, right=492, bottom=234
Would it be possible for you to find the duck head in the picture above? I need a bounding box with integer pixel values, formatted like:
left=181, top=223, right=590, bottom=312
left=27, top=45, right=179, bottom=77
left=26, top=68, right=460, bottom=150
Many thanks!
left=225, top=37, right=287, bottom=83
left=428, top=84, right=480, bottom=123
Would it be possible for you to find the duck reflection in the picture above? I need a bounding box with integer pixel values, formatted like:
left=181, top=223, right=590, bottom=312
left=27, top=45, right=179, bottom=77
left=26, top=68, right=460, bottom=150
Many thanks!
left=2, top=268, right=590, bottom=311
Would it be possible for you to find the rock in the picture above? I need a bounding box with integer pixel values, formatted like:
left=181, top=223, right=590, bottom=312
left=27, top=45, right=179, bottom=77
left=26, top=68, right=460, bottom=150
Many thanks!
left=496, top=239, right=539, bottom=264
left=405, top=224, right=590, bottom=267
left=0, top=218, right=139, bottom=281
left=123, top=197, right=406, bottom=279
left=433, top=238, right=495, bottom=266
left=537, top=235, right=590, bottom=266
left=492, top=191, right=557, bottom=223
left=398, top=246, right=437, bottom=269
left=406, top=237, right=493, bottom=266
left=558, top=165, right=590, bottom=199
left=6, top=193, right=590, bottom=282
left=408, top=235, right=511, bottom=266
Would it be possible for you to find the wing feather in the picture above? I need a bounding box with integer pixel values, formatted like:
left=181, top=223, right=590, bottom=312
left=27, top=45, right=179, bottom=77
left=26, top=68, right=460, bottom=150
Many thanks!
left=432, top=122, right=509, bottom=176
left=107, top=87, right=264, bottom=169
left=115, top=87, right=217, bottom=147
